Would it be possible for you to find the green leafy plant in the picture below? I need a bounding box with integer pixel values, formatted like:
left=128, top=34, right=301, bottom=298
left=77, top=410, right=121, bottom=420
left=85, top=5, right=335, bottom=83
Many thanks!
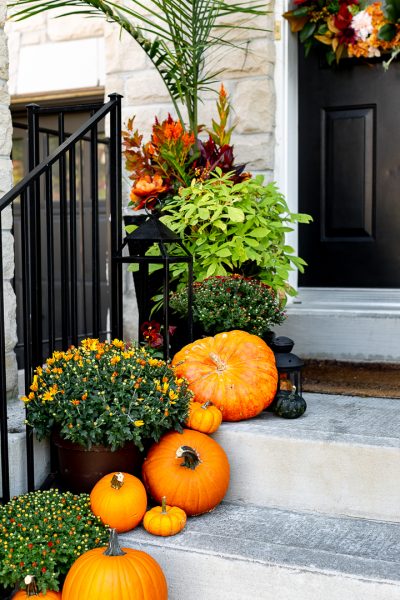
left=161, top=169, right=312, bottom=295
left=22, top=338, right=192, bottom=450
left=0, top=489, right=108, bottom=593
left=170, top=274, right=286, bottom=336
left=9, top=0, right=269, bottom=136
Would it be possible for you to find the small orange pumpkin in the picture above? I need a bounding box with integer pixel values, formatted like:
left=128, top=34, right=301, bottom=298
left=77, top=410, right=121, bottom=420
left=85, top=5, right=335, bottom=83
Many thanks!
left=142, top=429, right=230, bottom=516
left=186, top=400, right=222, bottom=434
left=90, top=472, right=147, bottom=533
left=172, top=330, right=278, bottom=421
left=13, top=575, right=61, bottom=599
left=143, top=496, right=187, bottom=536
left=62, top=528, right=167, bottom=600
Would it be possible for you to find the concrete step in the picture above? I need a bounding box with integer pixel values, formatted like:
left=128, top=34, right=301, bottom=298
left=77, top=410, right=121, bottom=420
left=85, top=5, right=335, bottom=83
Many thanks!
left=276, top=287, right=400, bottom=362
left=121, top=501, right=400, bottom=600
left=212, top=392, right=400, bottom=522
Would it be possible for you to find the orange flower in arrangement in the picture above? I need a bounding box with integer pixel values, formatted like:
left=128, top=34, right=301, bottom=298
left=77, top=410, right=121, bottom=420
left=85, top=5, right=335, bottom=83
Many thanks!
left=129, top=174, right=169, bottom=211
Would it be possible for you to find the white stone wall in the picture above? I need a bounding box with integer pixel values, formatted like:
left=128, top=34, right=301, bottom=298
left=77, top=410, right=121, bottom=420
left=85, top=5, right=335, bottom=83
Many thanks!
left=0, top=0, right=17, bottom=399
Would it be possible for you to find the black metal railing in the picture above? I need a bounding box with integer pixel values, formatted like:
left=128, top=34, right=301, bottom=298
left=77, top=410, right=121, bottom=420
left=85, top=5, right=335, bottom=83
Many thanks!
left=0, top=93, right=123, bottom=503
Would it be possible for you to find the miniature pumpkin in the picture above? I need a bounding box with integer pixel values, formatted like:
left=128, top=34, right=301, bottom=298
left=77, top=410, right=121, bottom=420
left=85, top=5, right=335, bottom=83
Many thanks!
left=14, top=575, right=61, bottom=599
left=62, top=528, right=167, bottom=600
left=172, top=330, right=278, bottom=421
left=186, top=400, right=222, bottom=434
left=90, top=472, right=147, bottom=533
left=273, top=386, right=307, bottom=419
left=143, top=496, right=187, bottom=536
left=142, top=428, right=230, bottom=516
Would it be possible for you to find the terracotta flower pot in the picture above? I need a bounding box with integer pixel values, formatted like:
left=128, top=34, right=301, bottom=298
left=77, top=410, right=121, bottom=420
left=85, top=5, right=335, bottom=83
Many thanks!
left=52, top=432, right=145, bottom=494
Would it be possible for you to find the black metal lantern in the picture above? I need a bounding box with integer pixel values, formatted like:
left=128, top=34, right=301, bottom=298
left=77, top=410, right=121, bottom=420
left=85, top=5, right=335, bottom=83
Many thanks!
left=270, top=336, right=304, bottom=395
left=115, top=213, right=193, bottom=361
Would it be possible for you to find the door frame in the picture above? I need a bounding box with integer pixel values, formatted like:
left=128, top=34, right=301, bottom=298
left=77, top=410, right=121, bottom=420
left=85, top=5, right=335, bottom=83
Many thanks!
left=274, top=0, right=299, bottom=294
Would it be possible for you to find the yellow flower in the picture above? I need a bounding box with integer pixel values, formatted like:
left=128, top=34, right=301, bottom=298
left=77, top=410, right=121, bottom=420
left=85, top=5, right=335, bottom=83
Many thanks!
left=169, top=390, right=178, bottom=400
left=30, top=375, right=38, bottom=392
left=134, top=420, right=144, bottom=427
left=112, top=339, right=125, bottom=349
left=42, top=390, right=55, bottom=402
left=21, top=396, right=30, bottom=403
left=82, top=338, right=99, bottom=351
left=110, top=356, right=121, bottom=365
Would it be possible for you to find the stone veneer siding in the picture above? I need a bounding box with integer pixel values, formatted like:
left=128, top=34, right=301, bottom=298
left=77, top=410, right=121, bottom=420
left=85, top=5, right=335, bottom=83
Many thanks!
left=0, top=0, right=17, bottom=400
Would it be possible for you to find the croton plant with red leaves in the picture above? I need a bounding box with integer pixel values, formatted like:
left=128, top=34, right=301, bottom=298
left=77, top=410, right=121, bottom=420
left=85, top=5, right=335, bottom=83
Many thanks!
left=122, top=84, right=249, bottom=212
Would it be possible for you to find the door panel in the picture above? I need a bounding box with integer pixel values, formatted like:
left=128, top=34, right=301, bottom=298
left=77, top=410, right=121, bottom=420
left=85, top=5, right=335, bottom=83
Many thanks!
left=298, top=49, right=400, bottom=287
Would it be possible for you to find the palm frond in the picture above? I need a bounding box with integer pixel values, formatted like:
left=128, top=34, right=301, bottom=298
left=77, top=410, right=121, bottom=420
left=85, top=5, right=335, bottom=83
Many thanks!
left=8, top=0, right=270, bottom=133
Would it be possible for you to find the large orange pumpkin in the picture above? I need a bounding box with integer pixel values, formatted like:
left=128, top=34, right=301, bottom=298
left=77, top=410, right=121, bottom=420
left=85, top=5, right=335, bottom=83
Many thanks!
left=172, top=330, right=278, bottom=421
left=14, top=575, right=61, bottom=599
left=62, top=528, right=167, bottom=600
left=90, top=472, right=147, bottom=533
left=142, top=429, right=230, bottom=516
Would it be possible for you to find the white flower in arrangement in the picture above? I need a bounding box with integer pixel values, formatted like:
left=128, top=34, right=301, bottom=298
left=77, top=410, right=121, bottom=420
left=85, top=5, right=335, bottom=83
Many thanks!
left=352, top=9, right=374, bottom=41
left=368, top=46, right=381, bottom=57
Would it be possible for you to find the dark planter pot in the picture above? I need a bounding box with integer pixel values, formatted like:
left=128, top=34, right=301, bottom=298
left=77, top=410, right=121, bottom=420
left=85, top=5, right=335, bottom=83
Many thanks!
left=53, top=432, right=145, bottom=494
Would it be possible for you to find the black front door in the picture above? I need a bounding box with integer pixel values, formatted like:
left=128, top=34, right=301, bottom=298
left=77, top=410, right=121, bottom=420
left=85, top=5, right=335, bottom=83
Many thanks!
left=298, top=49, right=400, bottom=287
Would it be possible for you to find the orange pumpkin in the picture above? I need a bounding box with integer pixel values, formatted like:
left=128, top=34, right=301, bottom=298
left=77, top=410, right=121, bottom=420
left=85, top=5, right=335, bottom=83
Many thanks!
left=90, top=472, right=147, bottom=533
left=142, top=429, right=230, bottom=516
left=62, top=528, right=167, bottom=600
left=186, top=400, right=222, bottom=434
left=143, top=496, right=187, bottom=536
left=14, top=575, right=61, bottom=599
left=172, top=330, right=278, bottom=421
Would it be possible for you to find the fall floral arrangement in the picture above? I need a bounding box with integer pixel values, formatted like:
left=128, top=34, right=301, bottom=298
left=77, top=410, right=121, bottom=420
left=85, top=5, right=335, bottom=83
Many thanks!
left=122, top=84, right=247, bottom=212
left=284, top=0, right=400, bottom=66
left=170, top=274, right=286, bottom=337
left=22, top=338, right=192, bottom=451
left=0, top=489, right=108, bottom=593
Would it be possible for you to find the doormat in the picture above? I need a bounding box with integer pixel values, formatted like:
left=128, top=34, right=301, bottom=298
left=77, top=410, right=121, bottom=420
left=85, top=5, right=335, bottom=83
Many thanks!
left=302, top=360, right=400, bottom=399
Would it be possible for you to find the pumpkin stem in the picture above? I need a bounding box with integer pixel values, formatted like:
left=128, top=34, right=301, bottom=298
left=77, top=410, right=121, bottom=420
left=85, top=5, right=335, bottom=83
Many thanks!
left=103, top=528, right=127, bottom=556
left=201, top=401, right=211, bottom=409
left=176, top=445, right=201, bottom=470
left=110, top=472, right=124, bottom=490
left=24, top=575, right=39, bottom=597
left=161, top=496, right=167, bottom=514
left=209, top=352, right=227, bottom=373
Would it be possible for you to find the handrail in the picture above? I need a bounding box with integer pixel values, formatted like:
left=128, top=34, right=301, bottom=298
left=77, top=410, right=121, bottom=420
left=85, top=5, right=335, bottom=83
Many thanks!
left=0, top=95, right=118, bottom=211
left=0, top=91, right=123, bottom=502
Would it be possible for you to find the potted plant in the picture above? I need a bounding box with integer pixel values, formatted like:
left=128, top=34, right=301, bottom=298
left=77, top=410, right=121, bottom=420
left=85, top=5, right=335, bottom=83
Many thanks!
left=0, top=489, right=108, bottom=595
left=161, top=169, right=312, bottom=297
left=170, top=274, right=286, bottom=346
left=21, top=338, right=192, bottom=492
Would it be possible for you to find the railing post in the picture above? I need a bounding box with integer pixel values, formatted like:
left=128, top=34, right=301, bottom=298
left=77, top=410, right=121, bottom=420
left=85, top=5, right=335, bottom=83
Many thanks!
left=0, top=214, right=10, bottom=502
left=27, top=104, right=43, bottom=370
left=26, top=104, right=42, bottom=493
left=109, top=93, right=123, bottom=340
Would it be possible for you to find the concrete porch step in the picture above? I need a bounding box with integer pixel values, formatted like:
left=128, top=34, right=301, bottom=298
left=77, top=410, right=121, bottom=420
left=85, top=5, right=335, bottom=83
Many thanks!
left=212, top=393, right=400, bottom=522
left=121, top=501, right=400, bottom=600
left=276, top=287, right=400, bottom=361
